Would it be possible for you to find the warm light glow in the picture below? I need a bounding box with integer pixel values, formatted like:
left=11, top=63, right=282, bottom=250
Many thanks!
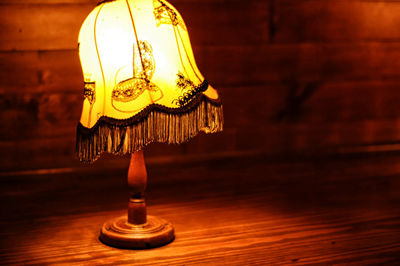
left=76, top=0, right=223, bottom=163
left=78, top=0, right=219, bottom=128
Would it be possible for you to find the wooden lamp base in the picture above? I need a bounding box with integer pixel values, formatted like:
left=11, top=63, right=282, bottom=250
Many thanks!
left=100, top=215, right=174, bottom=249
left=100, top=151, right=175, bottom=249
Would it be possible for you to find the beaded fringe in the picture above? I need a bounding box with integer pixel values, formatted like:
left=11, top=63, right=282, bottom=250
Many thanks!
left=76, top=97, right=223, bottom=163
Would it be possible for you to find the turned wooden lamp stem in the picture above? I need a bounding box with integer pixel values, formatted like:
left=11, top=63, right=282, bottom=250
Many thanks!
left=99, top=150, right=174, bottom=249
left=127, top=150, right=147, bottom=225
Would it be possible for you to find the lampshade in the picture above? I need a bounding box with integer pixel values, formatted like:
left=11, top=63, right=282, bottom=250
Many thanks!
left=76, top=0, right=223, bottom=162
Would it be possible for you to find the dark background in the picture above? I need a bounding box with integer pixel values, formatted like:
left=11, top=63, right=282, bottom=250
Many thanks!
left=2, top=0, right=400, bottom=172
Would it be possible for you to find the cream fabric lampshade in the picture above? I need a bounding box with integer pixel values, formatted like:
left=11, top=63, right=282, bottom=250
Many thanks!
left=76, top=0, right=223, bottom=162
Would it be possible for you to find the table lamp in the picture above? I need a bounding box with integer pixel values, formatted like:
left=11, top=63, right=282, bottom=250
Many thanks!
left=76, top=0, right=223, bottom=249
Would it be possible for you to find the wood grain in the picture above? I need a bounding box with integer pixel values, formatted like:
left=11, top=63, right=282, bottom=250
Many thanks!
left=3, top=0, right=400, bottom=172
left=199, top=43, right=400, bottom=85
left=275, top=0, right=400, bottom=42
left=0, top=50, right=81, bottom=94
left=2, top=42, right=400, bottom=94
left=1, top=154, right=400, bottom=264
left=176, top=0, right=270, bottom=46
left=0, top=0, right=267, bottom=51
left=0, top=4, right=93, bottom=51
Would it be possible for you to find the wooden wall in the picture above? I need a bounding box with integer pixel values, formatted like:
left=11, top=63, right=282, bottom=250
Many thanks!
left=2, top=0, right=400, bottom=172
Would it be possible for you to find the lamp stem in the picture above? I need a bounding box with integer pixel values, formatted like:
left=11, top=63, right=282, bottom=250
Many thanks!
left=127, top=150, right=147, bottom=225
left=100, top=149, right=174, bottom=248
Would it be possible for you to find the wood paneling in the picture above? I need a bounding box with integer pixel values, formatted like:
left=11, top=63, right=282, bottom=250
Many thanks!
left=0, top=4, right=93, bottom=51
left=275, top=0, right=400, bottom=42
left=2, top=0, right=400, bottom=172
left=176, top=0, right=270, bottom=46
left=0, top=93, right=81, bottom=140
left=199, top=43, right=400, bottom=85
left=0, top=0, right=268, bottom=51
left=0, top=136, right=77, bottom=172
left=2, top=43, right=400, bottom=94
left=223, top=82, right=400, bottom=133
left=0, top=50, right=81, bottom=94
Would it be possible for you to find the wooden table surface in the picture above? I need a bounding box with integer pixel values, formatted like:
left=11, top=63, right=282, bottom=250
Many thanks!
left=1, top=153, right=400, bottom=265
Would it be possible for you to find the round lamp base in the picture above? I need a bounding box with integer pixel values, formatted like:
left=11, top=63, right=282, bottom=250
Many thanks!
left=100, top=215, right=174, bottom=249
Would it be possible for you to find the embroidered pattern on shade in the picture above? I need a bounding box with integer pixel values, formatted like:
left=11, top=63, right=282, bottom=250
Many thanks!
left=83, top=80, right=96, bottom=104
left=153, top=0, right=186, bottom=30
left=173, top=73, right=208, bottom=107
left=112, top=40, right=159, bottom=103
